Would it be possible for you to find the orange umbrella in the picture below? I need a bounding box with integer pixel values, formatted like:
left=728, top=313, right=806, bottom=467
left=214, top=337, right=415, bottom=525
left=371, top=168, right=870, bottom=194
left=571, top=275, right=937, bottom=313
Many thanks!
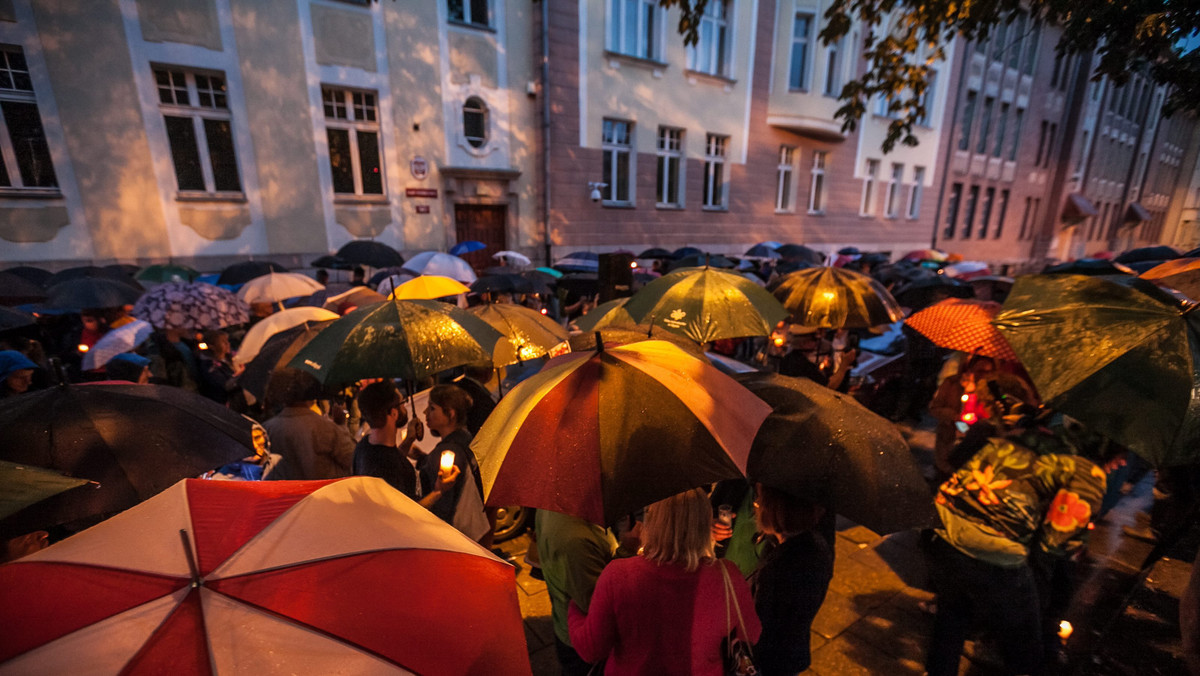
left=906, top=298, right=1018, bottom=361
left=388, top=274, right=471, bottom=300
left=1140, top=258, right=1200, bottom=300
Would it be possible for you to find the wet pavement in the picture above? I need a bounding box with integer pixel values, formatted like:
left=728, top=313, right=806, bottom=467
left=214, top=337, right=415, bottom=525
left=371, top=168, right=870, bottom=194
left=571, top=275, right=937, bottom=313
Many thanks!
left=497, top=417, right=1196, bottom=675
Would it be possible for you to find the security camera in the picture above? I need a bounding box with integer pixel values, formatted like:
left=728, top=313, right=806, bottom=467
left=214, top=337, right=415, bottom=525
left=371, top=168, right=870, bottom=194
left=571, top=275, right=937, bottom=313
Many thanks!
left=588, top=182, right=607, bottom=202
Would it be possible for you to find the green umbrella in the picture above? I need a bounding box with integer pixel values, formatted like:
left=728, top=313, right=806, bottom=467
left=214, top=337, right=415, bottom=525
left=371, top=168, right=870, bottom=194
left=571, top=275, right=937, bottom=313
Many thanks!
left=136, top=264, right=199, bottom=284
left=992, top=274, right=1200, bottom=466
left=534, top=266, right=564, bottom=279
left=466, top=303, right=569, bottom=366
left=623, top=267, right=789, bottom=343
left=286, top=299, right=503, bottom=386
left=573, top=298, right=637, bottom=332
left=0, top=460, right=92, bottom=521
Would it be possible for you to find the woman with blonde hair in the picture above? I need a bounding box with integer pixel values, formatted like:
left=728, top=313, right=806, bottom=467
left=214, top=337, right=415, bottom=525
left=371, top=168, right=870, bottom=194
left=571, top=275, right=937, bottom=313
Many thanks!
left=568, top=488, right=761, bottom=675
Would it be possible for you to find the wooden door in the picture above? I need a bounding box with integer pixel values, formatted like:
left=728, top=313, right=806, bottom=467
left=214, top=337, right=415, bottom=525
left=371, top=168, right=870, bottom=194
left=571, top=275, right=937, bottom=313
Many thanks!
left=454, top=204, right=507, bottom=272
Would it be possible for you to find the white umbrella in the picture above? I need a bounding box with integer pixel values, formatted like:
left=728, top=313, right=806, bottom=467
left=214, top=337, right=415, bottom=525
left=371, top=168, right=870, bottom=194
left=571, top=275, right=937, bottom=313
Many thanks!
left=492, top=251, right=531, bottom=267
left=236, top=272, right=324, bottom=305
left=81, top=320, right=154, bottom=371
left=233, top=307, right=340, bottom=367
left=402, top=251, right=478, bottom=283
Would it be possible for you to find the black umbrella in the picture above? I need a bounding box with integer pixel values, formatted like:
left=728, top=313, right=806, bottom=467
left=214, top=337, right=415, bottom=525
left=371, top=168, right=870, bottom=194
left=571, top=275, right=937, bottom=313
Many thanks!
left=668, top=254, right=736, bottom=271
left=638, top=247, right=673, bottom=259
left=0, top=305, right=35, bottom=331
left=45, top=266, right=143, bottom=291
left=1043, top=259, right=1135, bottom=276
left=1114, top=245, right=1179, bottom=264
left=3, top=266, right=52, bottom=288
left=892, top=275, right=973, bottom=310
left=0, top=383, right=255, bottom=534
left=557, top=272, right=599, bottom=298
left=44, top=278, right=144, bottom=311
left=735, top=371, right=937, bottom=534
left=744, top=244, right=781, bottom=259
left=471, top=274, right=536, bottom=295
left=104, top=264, right=142, bottom=278
left=238, top=319, right=335, bottom=400
left=311, top=254, right=356, bottom=270
left=217, top=261, right=288, bottom=286
left=776, top=244, right=825, bottom=265
left=671, top=246, right=704, bottom=259
left=0, top=271, right=47, bottom=306
left=336, top=240, right=405, bottom=269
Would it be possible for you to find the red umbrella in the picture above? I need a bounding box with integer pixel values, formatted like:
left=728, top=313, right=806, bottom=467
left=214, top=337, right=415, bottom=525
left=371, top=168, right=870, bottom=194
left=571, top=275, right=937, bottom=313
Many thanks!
left=1, top=477, right=530, bottom=675
left=906, top=298, right=1018, bottom=361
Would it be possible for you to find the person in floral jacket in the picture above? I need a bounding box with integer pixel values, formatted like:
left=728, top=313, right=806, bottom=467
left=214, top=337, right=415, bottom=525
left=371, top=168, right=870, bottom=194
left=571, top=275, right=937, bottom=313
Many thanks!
left=925, top=376, right=1118, bottom=676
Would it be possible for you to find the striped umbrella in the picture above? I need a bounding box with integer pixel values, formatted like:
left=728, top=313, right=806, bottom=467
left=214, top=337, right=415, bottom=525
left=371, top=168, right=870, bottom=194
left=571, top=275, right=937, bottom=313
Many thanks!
left=906, top=298, right=1018, bottom=361
left=772, top=267, right=902, bottom=329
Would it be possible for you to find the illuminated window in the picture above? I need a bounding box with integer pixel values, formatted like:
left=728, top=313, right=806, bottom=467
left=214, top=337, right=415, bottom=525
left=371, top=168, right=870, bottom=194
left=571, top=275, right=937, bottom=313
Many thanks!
left=322, top=86, right=383, bottom=195
left=155, top=66, right=241, bottom=194
left=0, top=45, right=56, bottom=190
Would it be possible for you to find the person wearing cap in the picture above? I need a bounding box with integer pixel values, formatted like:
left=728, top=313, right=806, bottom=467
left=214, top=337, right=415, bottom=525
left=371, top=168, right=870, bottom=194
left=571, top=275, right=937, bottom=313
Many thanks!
left=0, top=350, right=39, bottom=398
left=105, top=353, right=152, bottom=384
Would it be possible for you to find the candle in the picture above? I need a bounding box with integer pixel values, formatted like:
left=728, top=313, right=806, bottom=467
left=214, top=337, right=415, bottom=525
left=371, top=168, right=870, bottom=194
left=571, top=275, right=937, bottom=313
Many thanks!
left=1057, top=620, right=1073, bottom=640
left=440, top=450, right=456, bottom=473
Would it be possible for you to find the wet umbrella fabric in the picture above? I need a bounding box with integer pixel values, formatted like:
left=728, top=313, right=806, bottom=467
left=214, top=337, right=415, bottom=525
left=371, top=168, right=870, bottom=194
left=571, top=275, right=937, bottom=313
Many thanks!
left=0, top=461, right=90, bottom=521
left=466, top=303, right=568, bottom=366
left=0, top=477, right=531, bottom=675
left=132, top=282, right=250, bottom=330
left=287, top=299, right=503, bottom=386
left=744, top=244, right=781, bottom=259
left=216, top=260, right=287, bottom=286
left=573, top=298, right=637, bottom=332
left=566, top=327, right=704, bottom=356
left=1140, top=258, right=1200, bottom=300
left=403, top=251, right=478, bottom=283
left=906, top=298, right=1018, bottom=361
left=623, top=267, right=788, bottom=343
left=473, top=340, right=772, bottom=526
left=235, top=272, right=324, bottom=305
left=775, top=244, right=825, bottom=265
left=81, top=319, right=155, bottom=371
left=735, top=374, right=935, bottom=534
left=450, top=240, right=487, bottom=255
left=310, top=254, right=355, bottom=270
left=46, top=266, right=143, bottom=290
left=0, top=383, right=254, bottom=534
left=45, top=278, right=143, bottom=311
left=336, top=240, right=405, bottom=269
left=238, top=320, right=335, bottom=400
left=1115, top=245, right=1179, bottom=264
left=233, top=307, right=339, bottom=367
left=1043, top=259, right=1135, bottom=276
left=773, top=267, right=903, bottom=329
left=993, top=274, right=1200, bottom=466
left=388, top=275, right=471, bottom=300
left=671, top=246, right=704, bottom=259
left=891, top=274, right=974, bottom=311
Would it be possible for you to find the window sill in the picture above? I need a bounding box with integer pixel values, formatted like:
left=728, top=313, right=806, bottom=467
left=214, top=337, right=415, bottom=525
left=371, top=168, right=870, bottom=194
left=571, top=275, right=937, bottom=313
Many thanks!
left=334, top=195, right=389, bottom=206
left=176, top=192, right=247, bottom=204
left=701, top=206, right=728, bottom=212
left=656, top=204, right=685, bottom=210
left=787, top=87, right=810, bottom=94
left=807, top=210, right=825, bottom=216
left=604, top=51, right=669, bottom=71
left=447, top=19, right=495, bottom=34
left=775, top=209, right=795, bottom=215
left=0, top=188, right=63, bottom=200
left=602, top=201, right=635, bottom=209
left=685, top=69, right=736, bottom=87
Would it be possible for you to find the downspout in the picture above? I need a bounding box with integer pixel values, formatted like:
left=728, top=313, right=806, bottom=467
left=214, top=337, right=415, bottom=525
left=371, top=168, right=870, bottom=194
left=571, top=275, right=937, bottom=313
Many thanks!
left=930, top=38, right=970, bottom=249
left=541, top=0, right=553, bottom=267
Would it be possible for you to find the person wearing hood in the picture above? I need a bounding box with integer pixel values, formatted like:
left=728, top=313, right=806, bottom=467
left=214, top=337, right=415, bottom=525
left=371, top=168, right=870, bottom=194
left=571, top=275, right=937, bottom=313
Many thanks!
left=0, top=350, right=39, bottom=398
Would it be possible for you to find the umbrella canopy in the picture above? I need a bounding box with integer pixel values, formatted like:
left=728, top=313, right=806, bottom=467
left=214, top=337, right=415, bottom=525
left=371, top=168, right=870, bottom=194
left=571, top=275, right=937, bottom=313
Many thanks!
left=135, top=264, right=199, bottom=284
left=0, top=271, right=47, bottom=305
left=287, top=299, right=503, bottom=386
left=1042, top=259, right=1135, bottom=276
left=776, top=244, right=825, bottom=265
left=1140, top=258, right=1200, bottom=300
left=906, top=298, right=1018, bottom=361
left=367, top=266, right=414, bottom=288
left=534, top=266, right=564, bottom=279
left=237, top=319, right=335, bottom=400
left=900, top=248, right=949, bottom=263
left=773, top=267, right=903, bottom=329
left=493, top=250, right=532, bottom=267
left=235, top=272, right=324, bottom=305
left=1115, top=245, right=1179, bottom=264
left=942, top=261, right=992, bottom=281
left=0, top=383, right=254, bottom=534
left=668, top=254, right=736, bottom=271
left=566, top=327, right=704, bottom=356
left=234, top=307, right=340, bottom=367
left=993, top=274, right=1200, bottom=466
left=623, top=267, right=788, bottom=343
left=336, top=240, right=405, bottom=268
left=0, top=306, right=35, bottom=331
left=132, top=281, right=250, bottom=330
left=44, top=278, right=143, bottom=311
left=671, top=246, right=704, bottom=259
left=403, top=251, right=478, bottom=283
left=0, top=461, right=91, bottom=521
left=744, top=243, right=781, bottom=259
left=466, top=303, right=569, bottom=366
left=0, top=477, right=530, bottom=675
left=735, top=372, right=936, bottom=534
left=374, top=272, right=420, bottom=296
left=216, top=260, right=287, bottom=286
left=637, top=247, right=673, bottom=259
left=471, top=274, right=535, bottom=296
left=573, top=298, right=637, bottom=332
left=554, top=251, right=600, bottom=273
left=46, top=266, right=143, bottom=290
left=81, top=319, right=155, bottom=371
left=450, top=240, right=487, bottom=255
left=389, top=274, right=471, bottom=300
left=3, top=265, right=52, bottom=288
left=891, top=273, right=975, bottom=310
left=310, top=254, right=355, bottom=270
left=472, top=340, right=772, bottom=525
left=323, top=285, right=387, bottom=314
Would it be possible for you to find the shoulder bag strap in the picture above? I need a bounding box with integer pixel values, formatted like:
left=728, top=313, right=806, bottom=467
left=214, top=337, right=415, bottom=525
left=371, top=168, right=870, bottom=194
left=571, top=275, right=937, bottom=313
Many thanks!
left=719, top=561, right=754, bottom=649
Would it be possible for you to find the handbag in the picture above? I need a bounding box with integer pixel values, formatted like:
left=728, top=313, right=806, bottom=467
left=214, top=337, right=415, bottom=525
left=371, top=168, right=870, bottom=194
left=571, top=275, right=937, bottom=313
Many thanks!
left=719, top=561, right=759, bottom=676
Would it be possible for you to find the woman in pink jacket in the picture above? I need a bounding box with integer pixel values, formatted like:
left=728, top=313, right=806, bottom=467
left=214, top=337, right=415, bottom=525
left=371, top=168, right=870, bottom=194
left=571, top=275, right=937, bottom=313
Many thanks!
left=569, top=488, right=761, bottom=675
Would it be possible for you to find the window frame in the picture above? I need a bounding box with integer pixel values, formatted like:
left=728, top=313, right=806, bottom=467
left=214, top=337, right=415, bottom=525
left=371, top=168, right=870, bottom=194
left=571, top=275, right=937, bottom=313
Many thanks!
left=994, top=188, right=1010, bottom=239
left=154, top=65, right=243, bottom=197
left=321, top=85, right=385, bottom=197
left=943, top=182, right=963, bottom=239
left=702, top=133, right=729, bottom=210
left=978, top=186, right=994, bottom=238
left=788, top=12, right=814, bottom=91
left=775, top=145, right=795, bottom=212
left=958, top=91, right=977, bottom=152
left=462, top=95, right=488, bottom=149
left=822, top=35, right=843, bottom=97
left=907, top=166, right=925, bottom=219
left=601, top=118, right=634, bottom=205
left=448, top=0, right=491, bottom=29
left=884, top=163, right=903, bottom=218
left=655, top=126, right=684, bottom=208
left=860, top=159, right=879, bottom=216
left=607, top=0, right=659, bottom=61
left=808, top=150, right=827, bottom=214
left=962, top=184, right=980, bottom=238
left=0, top=44, right=57, bottom=193
left=686, top=0, right=731, bottom=77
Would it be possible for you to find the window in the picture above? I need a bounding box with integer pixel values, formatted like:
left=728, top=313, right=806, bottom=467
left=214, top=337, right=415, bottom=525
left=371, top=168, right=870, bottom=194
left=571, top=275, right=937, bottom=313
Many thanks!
left=322, top=87, right=383, bottom=196
left=448, top=0, right=489, bottom=28
left=917, top=70, right=937, bottom=126
left=656, top=126, right=683, bottom=207
left=962, top=185, right=979, bottom=238
left=608, top=0, right=658, bottom=60
left=687, top=0, right=730, bottom=77
left=908, top=166, right=925, bottom=219
left=860, top=159, right=879, bottom=216
left=702, top=133, right=728, bottom=209
left=808, top=150, right=827, bottom=213
left=1043, top=123, right=1057, bottom=168
left=976, top=96, right=994, bottom=154
left=1022, top=21, right=1041, bottom=75
left=958, top=91, right=977, bottom=151
left=1028, top=197, right=1042, bottom=239
left=601, top=119, right=633, bottom=204
left=994, top=189, right=1009, bottom=238
left=823, top=37, right=843, bottom=96
left=462, top=96, right=488, bottom=148
left=1034, top=120, right=1049, bottom=166
left=0, top=46, right=57, bottom=190
left=992, top=103, right=1009, bottom=157
left=992, top=21, right=1008, bottom=64
left=775, top=146, right=794, bottom=211
left=1075, top=130, right=1089, bottom=174
left=155, top=66, right=241, bottom=194
left=1008, top=13, right=1026, bottom=70
left=978, top=187, right=994, bottom=238
left=789, top=13, right=813, bottom=90
left=1018, top=196, right=1033, bottom=239
left=1008, top=108, right=1024, bottom=161
left=1050, top=52, right=1064, bottom=88
left=944, top=182, right=962, bottom=239
left=885, top=163, right=903, bottom=218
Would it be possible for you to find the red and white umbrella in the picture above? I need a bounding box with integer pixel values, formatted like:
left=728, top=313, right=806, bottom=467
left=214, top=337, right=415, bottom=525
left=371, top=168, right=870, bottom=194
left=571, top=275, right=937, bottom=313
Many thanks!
left=906, top=298, right=1018, bottom=361
left=1, top=478, right=531, bottom=675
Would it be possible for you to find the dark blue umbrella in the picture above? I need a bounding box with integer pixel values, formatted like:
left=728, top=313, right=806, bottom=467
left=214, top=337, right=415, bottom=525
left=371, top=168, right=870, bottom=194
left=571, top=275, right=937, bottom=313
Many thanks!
left=671, top=246, right=704, bottom=259
left=3, top=266, right=52, bottom=288
left=637, top=247, right=673, bottom=259
left=311, top=255, right=355, bottom=270
left=45, top=278, right=144, bottom=311
left=1114, top=245, right=1179, bottom=264
left=776, top=244, right=825, bottom=265
left=669, top=254, right=736, bottom=270
left=554, top=251, right=600, bottom=273
left=450, top=240, right=487, bottom=255
left=744, top=244, right=781, bottom=259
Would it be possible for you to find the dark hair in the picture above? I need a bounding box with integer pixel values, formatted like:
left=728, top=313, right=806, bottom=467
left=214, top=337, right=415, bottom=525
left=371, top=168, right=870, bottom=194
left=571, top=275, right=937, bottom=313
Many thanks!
left=755, top=484, right=824, bottom=537
left=104, top=357, right=145, bottom=383
left=429, top=384, right=472, bottom=426
left=358, top=381, right=401, bottom=428
left=265, top=368, right=322, bottom=408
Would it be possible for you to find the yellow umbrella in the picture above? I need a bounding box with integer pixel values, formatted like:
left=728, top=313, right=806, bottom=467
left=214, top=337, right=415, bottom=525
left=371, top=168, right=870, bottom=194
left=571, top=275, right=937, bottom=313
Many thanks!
left=388, top=275, right=471, bottom=300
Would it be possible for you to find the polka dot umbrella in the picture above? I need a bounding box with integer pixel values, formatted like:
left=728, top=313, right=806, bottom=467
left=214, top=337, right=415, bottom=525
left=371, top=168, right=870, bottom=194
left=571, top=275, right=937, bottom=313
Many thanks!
left=132, top=281, right=250, bottom=331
